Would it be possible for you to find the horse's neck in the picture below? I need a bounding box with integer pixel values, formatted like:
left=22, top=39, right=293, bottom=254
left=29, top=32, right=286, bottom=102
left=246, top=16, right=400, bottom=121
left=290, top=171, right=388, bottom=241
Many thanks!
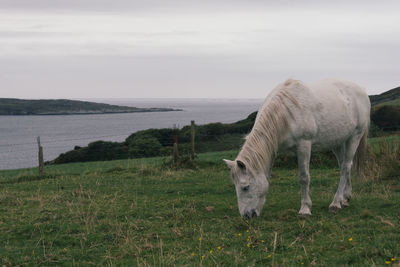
left=238, top=96, right=291, bottom=176
left=238, top=128, right=279, bottom=176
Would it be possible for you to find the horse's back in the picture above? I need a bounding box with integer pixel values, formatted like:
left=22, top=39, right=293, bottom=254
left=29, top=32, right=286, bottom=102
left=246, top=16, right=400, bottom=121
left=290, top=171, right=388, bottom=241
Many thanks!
left=309, top=79, right=370, bottom=111
left=307, top=79, right=370, bottom=128
left=283, top=79, right=370, bottom=151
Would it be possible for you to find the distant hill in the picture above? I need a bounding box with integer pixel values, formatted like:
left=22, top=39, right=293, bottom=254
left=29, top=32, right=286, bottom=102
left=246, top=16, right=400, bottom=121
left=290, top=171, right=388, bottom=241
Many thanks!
left=369, top=86, right=400, bottom=106
left=369, top=86, right=400, bottom=132
left=0, top=98, right=180, bottom=115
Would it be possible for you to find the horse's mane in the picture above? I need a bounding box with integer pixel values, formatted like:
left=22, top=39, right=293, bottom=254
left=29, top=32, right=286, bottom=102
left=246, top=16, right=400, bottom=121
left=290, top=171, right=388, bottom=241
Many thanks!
left=237, top=79, right=301, bottom=174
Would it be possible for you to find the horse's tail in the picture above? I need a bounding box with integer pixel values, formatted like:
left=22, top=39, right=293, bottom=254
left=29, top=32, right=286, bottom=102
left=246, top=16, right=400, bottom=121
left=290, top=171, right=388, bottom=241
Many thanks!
left=354, top=127, right=369, bottom=177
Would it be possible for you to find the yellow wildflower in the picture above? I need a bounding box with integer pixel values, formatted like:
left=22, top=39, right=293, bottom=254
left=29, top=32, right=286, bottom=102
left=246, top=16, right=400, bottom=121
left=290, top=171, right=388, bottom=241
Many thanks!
left=385, top=261, right=391, bottom=264
left=198, top=237, right=202, bottom=241
left=217, top=246, right=221, bottom=251
left=246, top=229, right=249, bottom=233
left=267, top=254, right=272, bottom=258
left=261, top=240, right=265, bottom=243
left=201, top=255, right=205, bottom=260
left=246, top=243, right=250, bottom=248
left=191, top=252, right=195, bottom=256
left=237, top=233, right=242, bottom=237
left=348, top=237, right=353, bottom=242
left=392, top=258, right=396, bottom=261
left=209, top=250, right=213, bottom=254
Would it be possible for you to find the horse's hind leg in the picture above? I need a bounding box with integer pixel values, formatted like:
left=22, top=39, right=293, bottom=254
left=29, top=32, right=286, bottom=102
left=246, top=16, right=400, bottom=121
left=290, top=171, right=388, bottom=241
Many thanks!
left=297, top=140, right=312, bottom=215
left=342, top=162, right=353, bottom=208
left=329, top=135, right=361, bottom=212
left=331, top=145, right=351, bottom=208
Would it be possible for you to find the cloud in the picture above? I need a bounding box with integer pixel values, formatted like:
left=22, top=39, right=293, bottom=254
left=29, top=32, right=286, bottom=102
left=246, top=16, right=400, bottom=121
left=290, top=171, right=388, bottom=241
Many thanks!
left=0, top=0, right=399, bottom=98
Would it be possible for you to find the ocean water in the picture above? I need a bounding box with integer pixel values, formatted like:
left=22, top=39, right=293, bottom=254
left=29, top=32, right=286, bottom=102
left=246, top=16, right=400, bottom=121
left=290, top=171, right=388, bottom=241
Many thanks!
left=0, top=98, right=263, bottom=170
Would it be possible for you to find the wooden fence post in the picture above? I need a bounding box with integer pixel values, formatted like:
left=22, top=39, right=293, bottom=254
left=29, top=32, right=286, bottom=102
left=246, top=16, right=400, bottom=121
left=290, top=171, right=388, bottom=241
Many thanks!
left=191, top=120, right=195, bottom=160
left=173, top=124, right=179, bottom=165
left=37, top=136, right=44, bottom=175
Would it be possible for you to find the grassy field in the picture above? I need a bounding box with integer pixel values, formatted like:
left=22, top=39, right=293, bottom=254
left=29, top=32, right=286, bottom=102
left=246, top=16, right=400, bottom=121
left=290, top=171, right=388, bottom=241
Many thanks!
left=1, top=147, right=399, bottom=266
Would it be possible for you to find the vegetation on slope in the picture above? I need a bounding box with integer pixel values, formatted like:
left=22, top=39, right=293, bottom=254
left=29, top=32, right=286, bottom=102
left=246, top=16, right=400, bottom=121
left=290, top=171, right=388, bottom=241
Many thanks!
left=371, top=105, right=400, bottom=131
left=369, top=86, right=400, bottom=106
left=51, top=112, right=258, bottom=164
left=374, top=98, right=400, bottom=108
left=0, top=98, right=179, bottom=115
left=0, top=139, right=399, bottom=266
left=369, top=86, right=400, bottom=132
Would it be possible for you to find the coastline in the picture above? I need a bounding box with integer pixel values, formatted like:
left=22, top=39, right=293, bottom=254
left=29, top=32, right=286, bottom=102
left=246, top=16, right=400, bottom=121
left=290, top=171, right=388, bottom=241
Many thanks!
left=0, top=108, right=182, bottom=116
left=0, top=98, right=182, bottom=115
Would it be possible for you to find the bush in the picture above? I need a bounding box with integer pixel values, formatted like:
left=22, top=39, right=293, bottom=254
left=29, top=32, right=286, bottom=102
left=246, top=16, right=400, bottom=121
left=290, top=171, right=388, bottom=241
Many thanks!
left=369, top=121, right=384, bottom=137
left=129, top=135, right=163, bottom=158
left=198, top=123, right=226, bottom=140
left=86, top=141, right=128, bottom=160
left=126, top=128, right=174, bottom=147
left=53, top=141, right=128, bottom=164
left=371, top=105, right=400, bottom=131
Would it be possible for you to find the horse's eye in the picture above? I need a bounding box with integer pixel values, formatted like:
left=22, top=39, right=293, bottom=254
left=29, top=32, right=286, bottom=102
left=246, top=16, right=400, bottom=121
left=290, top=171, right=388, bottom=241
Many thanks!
left=242, top=185, right=249, bottom=191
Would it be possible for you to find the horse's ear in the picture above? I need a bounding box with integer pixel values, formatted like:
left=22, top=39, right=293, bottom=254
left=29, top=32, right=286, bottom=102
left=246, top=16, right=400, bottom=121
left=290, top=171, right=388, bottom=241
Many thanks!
left=237, top=160, right=246, bottom=171
left=223, top=159, right=235, bottom=169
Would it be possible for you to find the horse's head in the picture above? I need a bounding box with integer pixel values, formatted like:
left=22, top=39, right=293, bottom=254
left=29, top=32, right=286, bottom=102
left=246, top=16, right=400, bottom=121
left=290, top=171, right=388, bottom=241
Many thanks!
left=223, top=159, right=269, bottom=219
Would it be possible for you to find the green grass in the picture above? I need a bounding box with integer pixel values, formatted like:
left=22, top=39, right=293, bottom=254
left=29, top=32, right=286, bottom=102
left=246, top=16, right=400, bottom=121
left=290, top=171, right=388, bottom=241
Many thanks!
left=0, top=150, right=399, bottom=266
left=368, top=135, right=400, bottom=153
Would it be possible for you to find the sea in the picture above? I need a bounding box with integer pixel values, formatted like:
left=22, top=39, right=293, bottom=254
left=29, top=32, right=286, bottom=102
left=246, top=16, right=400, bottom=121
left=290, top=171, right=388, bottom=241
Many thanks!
left=0, top=98, right=263, bottom=170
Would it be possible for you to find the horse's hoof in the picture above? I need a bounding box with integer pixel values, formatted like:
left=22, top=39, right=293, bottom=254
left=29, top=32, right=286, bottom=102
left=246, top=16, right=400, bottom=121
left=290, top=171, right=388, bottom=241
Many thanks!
left=341, top=200, right=350, bottom=207
left=298, top=207, right=312, bottom=216
left=329, top=204, right=341, bottom=213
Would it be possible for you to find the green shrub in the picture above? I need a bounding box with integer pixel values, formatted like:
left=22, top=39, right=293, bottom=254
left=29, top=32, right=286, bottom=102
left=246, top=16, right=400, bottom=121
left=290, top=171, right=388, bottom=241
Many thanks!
left=129, top=135, right=163, bottom=158
left=371, top=105, right=400, bottom=131
left=369, top=121, right=384, bottom=137
left=126, top=128, right=174, bottom=147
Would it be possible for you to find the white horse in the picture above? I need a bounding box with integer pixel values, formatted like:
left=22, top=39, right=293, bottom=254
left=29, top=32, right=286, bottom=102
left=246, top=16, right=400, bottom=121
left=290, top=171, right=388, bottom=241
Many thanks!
left=224, top=79, right=370, bottom=218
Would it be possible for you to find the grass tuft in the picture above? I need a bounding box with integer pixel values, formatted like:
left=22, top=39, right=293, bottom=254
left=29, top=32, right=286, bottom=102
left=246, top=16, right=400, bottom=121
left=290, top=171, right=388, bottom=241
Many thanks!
left=362, top=138, right=400, bottom=181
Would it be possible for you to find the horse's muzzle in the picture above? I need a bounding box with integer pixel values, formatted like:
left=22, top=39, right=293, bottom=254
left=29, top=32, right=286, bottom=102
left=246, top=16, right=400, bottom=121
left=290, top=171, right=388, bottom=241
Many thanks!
left=244, top=209, right=258, bottom=219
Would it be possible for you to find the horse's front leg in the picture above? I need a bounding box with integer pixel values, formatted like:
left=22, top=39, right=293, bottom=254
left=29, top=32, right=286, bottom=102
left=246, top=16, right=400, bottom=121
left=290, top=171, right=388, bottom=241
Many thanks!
left=297, top=141, right=312, bottom=215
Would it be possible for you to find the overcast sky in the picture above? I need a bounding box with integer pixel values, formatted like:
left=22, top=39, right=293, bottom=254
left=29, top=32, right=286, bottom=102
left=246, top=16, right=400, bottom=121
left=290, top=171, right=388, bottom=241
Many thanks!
left=1, top=0, right=399, bottom=99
